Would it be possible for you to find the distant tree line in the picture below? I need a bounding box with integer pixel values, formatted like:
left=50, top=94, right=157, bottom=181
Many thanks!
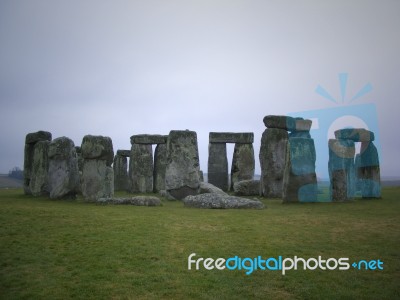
left=8, top=167, right=23, bottom=180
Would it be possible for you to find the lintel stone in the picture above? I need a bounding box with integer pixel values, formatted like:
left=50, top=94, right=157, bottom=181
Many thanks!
left=116, top=150, right=131, bottom=157
left=209, top=132, right=254, bottom=144
left=130, top=134, right=168, bottom=145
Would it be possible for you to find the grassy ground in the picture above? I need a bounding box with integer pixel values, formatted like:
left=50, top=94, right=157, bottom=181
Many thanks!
left=0, top=188, right=399, bottom=299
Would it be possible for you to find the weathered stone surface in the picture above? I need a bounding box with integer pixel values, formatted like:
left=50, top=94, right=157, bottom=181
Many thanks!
left=116, top=150, right=131, bottom=157
left=209, top=132, right=254, bottom=144
left=263, top=115, right=296, bottom=131
left=289, top=131, right=311, bottom=138
left=153, top=143, right=167, bottom=193
left=199, top=170, right=204, bottom=182
left=48, top=137, right=80, bottom=199
left=259, top=128, right=288, bottom=198
left=165, top=130, right=201, bottom=200
left=293, top=119, right=312, bottom=132
left=198, top=182, right=227, bottom=195
left=30, top=141, right=50, bottom=196
left=207, top=143, right=228, bottom=191
left=97, top=196, right=161, bottom=206
left=129, top=144, right=153, bottom=193
left=231, top=143, right=255, bottom=190
left=130, top=134, right=168, bottom=145
left=283, top=138, right=317, bottom=202
left=183, top=193, right=264, bottom=209
left=25, top=131, right=52, bottom=144
left=82, top=160, right=114, bottom=201
left=334, top=128, right=375, bottom=142
left=233, top=180, right=260, bottom=196
left=354, top=154, right=362, bottom=192
left=358, top=141, right=381, bottom=198
left=328, top=139, right=355, bottom=201
left=81, top=135, right=114, bottom=166
left=113, top=154, right=129, bottom=191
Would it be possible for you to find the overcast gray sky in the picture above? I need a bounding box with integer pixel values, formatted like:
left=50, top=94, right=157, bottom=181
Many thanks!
left=0, top=0, right=399, bottom=178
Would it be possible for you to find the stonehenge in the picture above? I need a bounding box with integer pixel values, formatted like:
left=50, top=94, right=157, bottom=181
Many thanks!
left=22, top=118, right=381, bottom=205
left=329, top=128, right=381, bottom=200
left=207, top=132, right=255, bottom=191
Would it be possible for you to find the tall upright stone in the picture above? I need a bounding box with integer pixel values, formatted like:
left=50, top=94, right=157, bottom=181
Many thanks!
left=259, top=128, right=288, bottom=198
left=81, top=135, right=114, bottom=201
left=48, top=137, right=80, bottom=199
left=208, top=143, right=228, bottom=191
left=30, top=140, right=50, bottom=196
left=283, top=137, right=317, bottom=202
left=23, top=131, right=52, bottom=195
left=129, top=144, right=153, bottom=193
left=153, top=143, right=167, bottom=193
left=165, top=130, right=201, bottom=200
left=358, top=141, right=381, bottom=198
left=328, top=139, right=355, bottom=202
left=230, top=143, right=255, bottom=190
left=113, top=150, right=129, bottom=191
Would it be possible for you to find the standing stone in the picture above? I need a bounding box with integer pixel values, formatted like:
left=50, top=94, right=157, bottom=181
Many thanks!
left=208, top=143, right=228, bottom=191
left=283, top=137, right=317, bottom=202
left=358, top=141, right=381, bottom=198
left=259, top=128, right=288, bottom=198
left=354, top=154, right=362, bottom=193
left=113, top=154, right=129, bottom=191
left=328, top=139, right=355, bottom=202
left=81, top=135, right=114, bottom=201
left=30, top=140, right=50, bottom=196
left=23, top=131, right=52, bottom=194
left=231, top=143, right=255, bottom=190
left=48, top=137, right=80, bottom=199
left=153, top=143, right=167, bottom=193
left=165, top=130, right=201, bottom=200
left=129, top=144, right=153, bottom=193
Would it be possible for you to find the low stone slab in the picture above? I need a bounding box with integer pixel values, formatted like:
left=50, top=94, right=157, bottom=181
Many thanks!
left=130, top=134, right=168, bottom=145
left=97, top=196, right=162, bottom=206
left=183, top=193, right=264, bottom=209
left=25, top=131, right=52, bottom=144
left=209, top=132, right=254, bottom=144
left=199, top=182, right=227, bottom=195
left=233, top=180, right=260, bottom=196
left=263, top=115, right=296, bottom=131
left=334, top=128, right=375, bottom=142
left=116, top=150, right=131, bottom=157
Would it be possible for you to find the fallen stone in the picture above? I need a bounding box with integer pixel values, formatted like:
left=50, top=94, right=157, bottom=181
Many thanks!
left=199, top=182, right=227, bottom=195
left=233, top=180, right=260, bottom=196
left=165, top=130, right=201, bottom=199
left=81, top=135, right=114, bottom=166
left=130, top=134, right=168, bottom=145
left=334, top=128, right=375, bottom=142
left=97, top=196, right=162, bottom=206
left=263, top=115, right=296, bottom=131
left=209, top=132, right=254, bottom=144
left=25, top=130, right=52, bottom=144
left=183, top=193, right=264, bottom=209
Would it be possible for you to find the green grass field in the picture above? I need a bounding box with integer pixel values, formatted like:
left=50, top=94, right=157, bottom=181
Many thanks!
left=0, top=188, right=399, bottom=299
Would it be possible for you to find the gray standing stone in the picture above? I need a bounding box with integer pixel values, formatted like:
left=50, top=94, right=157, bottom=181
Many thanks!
left=30, top=140, right=50, bottom=196
left=165, top=130, right=201, bottom=200
left=328, top=139, right=355, bottom=202
left=129, top=144, right=153, bottom=193
left=153, top=143, right=167, bottom=193
left=354, top=154, right=362, bottom=193
left=231, top=143, right=255, bottom=190
left=75, top=146, right=84, bottom=172
left=233, top=179, right=260, bottom=196
left=283, top=138, right=317, bottom=202
left=23, top=131, right=52, bottom=194
left=208, top=143, right=229, bottom=191
left=48, top=137, right=80, bottom=199
left=113, top=154, right=129, bottom=191
left=358, top=141, right=381, bottom=198
left=81, top=135, right=114, bottom=201
left=259, top=128, right=288, bottom=198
